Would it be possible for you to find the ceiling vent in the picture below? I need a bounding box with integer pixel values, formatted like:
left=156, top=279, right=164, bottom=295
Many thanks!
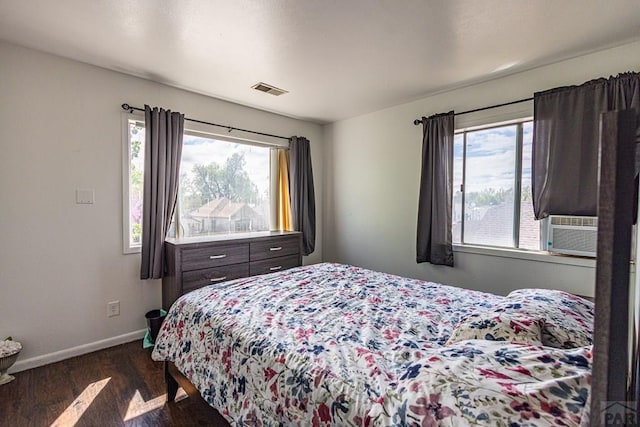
left=251, top=82, right=288, bottom=96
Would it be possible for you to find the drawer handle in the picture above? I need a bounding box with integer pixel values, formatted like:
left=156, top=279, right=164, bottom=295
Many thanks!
left=210, top=276, right=227, bottom=282
left=209, top=254, right=227, bottom=259
left=269, top=266, right=282, bottom=271
left=269, top=247, right=282, bottom=251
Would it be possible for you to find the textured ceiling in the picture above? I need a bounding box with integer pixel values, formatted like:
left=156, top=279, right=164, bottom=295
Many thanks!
left=1, top=0, right=639, bottom=123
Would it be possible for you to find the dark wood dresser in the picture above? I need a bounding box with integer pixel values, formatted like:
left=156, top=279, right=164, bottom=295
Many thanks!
left=162, top=231, right=302, bottom=310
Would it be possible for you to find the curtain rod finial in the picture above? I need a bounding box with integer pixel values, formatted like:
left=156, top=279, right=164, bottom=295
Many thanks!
left=122, top=103, right=133, bottom=113
left=413, top=119, right=422, bottom=126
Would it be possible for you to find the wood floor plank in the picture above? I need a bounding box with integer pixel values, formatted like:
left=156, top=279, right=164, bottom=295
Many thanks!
left=0, top=341, right=229, bottom=426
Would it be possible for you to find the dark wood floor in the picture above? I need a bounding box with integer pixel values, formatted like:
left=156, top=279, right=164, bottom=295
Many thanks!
left=0, top=341, right=229, bottom=426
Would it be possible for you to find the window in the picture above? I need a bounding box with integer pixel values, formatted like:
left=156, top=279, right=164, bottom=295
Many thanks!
left=453, top=120, right=540, bottom=250
left=123, top=117, right=272, bottom=253
left=125, top=119, right=145, bottom=252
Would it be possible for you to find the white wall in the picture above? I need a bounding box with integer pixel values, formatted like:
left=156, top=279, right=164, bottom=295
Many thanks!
left=323, top=40, right=640, bottom=298
left=0, top=41, right=323, bottom=371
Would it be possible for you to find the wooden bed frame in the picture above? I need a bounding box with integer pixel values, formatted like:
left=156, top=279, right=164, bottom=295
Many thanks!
left=165, top=361, right=231, bottom=426
left=589, top=109, right=638, bottom=426
left=162, top=110, right=638, bottom=427
left=165, top=361, right=197, bottom=402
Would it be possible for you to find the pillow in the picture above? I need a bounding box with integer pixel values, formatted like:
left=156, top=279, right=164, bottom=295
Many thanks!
left=503, top=289, right=594, bottom=349
left=446, top=312, right=544, bottom=346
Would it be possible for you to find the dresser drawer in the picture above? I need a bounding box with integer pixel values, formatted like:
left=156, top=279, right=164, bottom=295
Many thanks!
left=250, top=236, right=300, bottom=261
left=181, top=243, right=249, bottom=271
left=182, top=263, right=250, bottom=293
left=249, top=255, right=300, bottom=276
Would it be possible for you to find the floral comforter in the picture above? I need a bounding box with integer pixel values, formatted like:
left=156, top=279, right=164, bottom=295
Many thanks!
left=152, top=262, right=593, bottom=426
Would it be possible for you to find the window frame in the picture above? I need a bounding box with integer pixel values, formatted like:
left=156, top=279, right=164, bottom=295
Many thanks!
left=455, top=117, right=535, bottom=250
left=122, top=113, right=284, bottom=254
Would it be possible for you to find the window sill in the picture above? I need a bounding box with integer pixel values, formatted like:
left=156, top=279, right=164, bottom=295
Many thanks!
left=452, top=244, right=597, bottom=268
left=123, top=246, right=141, bottom=255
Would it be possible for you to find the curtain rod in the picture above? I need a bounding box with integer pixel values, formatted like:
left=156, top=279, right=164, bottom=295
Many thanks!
left=412, top=97, right=534, bottom=125
left=121, top=104, right=290, bottom=141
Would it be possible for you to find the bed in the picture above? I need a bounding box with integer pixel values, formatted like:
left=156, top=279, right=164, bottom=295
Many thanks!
left=151, top=262, right=594, bottom=426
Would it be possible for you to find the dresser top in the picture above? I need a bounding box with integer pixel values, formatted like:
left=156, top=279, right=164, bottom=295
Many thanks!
left=165, top=230, right=301, bottom=246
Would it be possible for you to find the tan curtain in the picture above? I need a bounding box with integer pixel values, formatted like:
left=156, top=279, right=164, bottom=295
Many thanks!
left=276, top=149, right=292, bottom=231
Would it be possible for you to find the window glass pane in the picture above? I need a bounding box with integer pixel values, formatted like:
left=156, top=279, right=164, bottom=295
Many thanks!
left=463, top=125, right=516, bottom=247
left=518, top=121, right=541, bottom=250
left=128, top=121, right=145, bottom=247
left=452, top=134, right=463, bottom=244
left=178, top=134, right=270, bottom=237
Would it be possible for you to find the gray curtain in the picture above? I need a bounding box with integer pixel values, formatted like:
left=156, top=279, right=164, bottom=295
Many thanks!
left=140, top=105, right=184, bottom=279
left=416, top=111, right=455, bottom=266
left=532, top=72, right=640, bottom=219
left=289, top=136, right=316, bottom=256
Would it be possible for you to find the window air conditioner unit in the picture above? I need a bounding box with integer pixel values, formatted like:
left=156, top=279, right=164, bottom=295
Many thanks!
left=546, top=215, right=598, bottom=258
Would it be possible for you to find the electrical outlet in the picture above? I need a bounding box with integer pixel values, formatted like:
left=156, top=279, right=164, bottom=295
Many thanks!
left=107, top=301, right=120, bottom=317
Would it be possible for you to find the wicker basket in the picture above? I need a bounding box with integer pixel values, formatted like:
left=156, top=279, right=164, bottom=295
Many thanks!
left=0, top=350, right=20, bottom=385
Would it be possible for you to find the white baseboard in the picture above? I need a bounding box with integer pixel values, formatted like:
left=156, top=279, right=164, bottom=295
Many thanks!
left=10, top=329, right=147, bottom=373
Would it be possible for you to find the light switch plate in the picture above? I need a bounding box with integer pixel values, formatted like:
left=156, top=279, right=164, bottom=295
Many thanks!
left=76, top=189, right=95, bottom=204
